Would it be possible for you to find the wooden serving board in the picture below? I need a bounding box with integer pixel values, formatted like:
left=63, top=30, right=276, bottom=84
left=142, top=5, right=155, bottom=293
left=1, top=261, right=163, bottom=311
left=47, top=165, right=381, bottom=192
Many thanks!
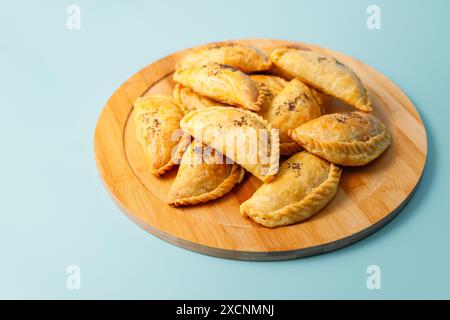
left=94, top=39, right=427, bottom=261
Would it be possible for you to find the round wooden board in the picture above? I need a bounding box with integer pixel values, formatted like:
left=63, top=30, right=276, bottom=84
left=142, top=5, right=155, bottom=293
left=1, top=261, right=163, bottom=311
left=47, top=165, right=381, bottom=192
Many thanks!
left=94, top=39, right=427, bottom=261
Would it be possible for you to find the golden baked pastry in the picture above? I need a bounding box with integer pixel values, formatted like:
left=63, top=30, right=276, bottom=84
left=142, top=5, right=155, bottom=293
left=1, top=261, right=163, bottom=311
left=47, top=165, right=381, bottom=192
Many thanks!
left=270, top=48, right=372, bottom=112
left=173, top=63, right=263, bottom=111
left=180, top=107, right=280, bottom=182
left=173, top=83, right=225, bottom=113
left=176, top=42, right=271, bottom=73
left=240, top=151, right=341, bottom=228
left=262, top=78, right=322, bottom=156
left=250, top=75, right=287, bottom=112
left=168, top=140, right=245, bottom=207
left=263, top=45, right=306, bottom=80
left=134, top=95, right=185, bottom=175
left=290, top=112, right=391, bottom=166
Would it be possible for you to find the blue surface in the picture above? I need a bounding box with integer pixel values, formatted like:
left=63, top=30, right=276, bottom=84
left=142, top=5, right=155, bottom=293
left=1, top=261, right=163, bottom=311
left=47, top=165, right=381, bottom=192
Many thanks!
left=0, top=0, right=449, bottom=299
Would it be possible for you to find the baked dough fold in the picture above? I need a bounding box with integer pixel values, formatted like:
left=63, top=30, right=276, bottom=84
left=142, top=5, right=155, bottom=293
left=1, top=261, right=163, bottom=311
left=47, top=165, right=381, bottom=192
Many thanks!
left=176, top=42, right=271, bottom=72
left=134, top=95, right=185, bottom=175
left=180, top=107, right=280, bottom=182
left=290, top=112, right=391, bottom=166
left=250, top=75, right=287, bottom=112
left=270, top=48, right=372, bottom=112
left=262, top=78, right=322, bottom=155
left=173, top=83, right=225, bottom=113
left=173, top=63, right=263, bottom=111
left=168, top=140, right=245, bottom=207
left=240, top=151, right=341, bottom=228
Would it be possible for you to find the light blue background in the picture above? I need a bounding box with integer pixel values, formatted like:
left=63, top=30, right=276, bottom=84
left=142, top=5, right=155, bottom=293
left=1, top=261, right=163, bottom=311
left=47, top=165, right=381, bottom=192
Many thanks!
left=0, top=0, right=448, bottom=299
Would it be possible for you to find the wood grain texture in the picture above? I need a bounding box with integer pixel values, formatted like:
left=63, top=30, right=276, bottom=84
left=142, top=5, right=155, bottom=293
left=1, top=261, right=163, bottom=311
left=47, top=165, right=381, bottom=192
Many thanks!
left=94, top=39, right=427, bottom=261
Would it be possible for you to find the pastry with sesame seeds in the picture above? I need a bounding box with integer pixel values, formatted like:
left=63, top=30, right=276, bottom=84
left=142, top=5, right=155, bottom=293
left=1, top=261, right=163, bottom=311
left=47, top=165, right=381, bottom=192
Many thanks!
left=240, top=151, right=341, bottom=228
left=262, top=79, right=323, bottom=156
left=180, top=106, right=280, bottom=182
left=290, top=112, right=391, bottom=166
left=134, top=95, right=186, bottom=175
left=270, top=48, right=372, bottom=112
left=173, top=63, right=264, bottom=112
left=250, top=75, right=288, bottom=112
left=176, top=42, right=271, bottom=73
left=168, top=139, right=245, bottom=207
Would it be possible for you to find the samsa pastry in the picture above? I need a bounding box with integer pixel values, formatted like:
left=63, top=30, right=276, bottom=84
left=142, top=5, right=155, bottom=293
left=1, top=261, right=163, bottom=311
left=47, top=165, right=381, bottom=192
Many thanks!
left=263, top=45, right=307, bottom=81
left=290, top=112, right=391, bottom=166
left=176, top=42, right=271, bottom=73
left=134, top=95, right=185, bottom=175
left=168, top=140, right=245, bottom=207
left=270, top=48, right=372, bottom=112
left=240, top=151, right=341, bottom=228
left=180, top=107, right=280, bottom=182
left=173, top=83, right=226, bottom=113
left=250, top=75, right=287, bottom=112
left=262, top=78, right=322, bottom=156
left=173, top=63, right=263, bottom=112
left=267, top=63, right=296, bottom=81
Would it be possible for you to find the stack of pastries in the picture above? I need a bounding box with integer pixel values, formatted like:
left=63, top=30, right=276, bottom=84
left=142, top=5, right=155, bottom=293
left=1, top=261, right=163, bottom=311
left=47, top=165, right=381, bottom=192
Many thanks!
left=134, top=42, right=391, bottom=228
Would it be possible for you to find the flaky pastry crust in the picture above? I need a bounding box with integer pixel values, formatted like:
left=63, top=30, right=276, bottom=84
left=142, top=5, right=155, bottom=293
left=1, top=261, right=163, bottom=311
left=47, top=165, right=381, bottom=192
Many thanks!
left=270, top=48, right=372, bottom=112
left=134, top=95, right=185, bottom=175
left=180, top=107, right=280, bottom=182
left=290, top=112, right=391, bottom=166
left=240, top=151, right=341, bottom=228
left=174, top=63, right=264, bottom=111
